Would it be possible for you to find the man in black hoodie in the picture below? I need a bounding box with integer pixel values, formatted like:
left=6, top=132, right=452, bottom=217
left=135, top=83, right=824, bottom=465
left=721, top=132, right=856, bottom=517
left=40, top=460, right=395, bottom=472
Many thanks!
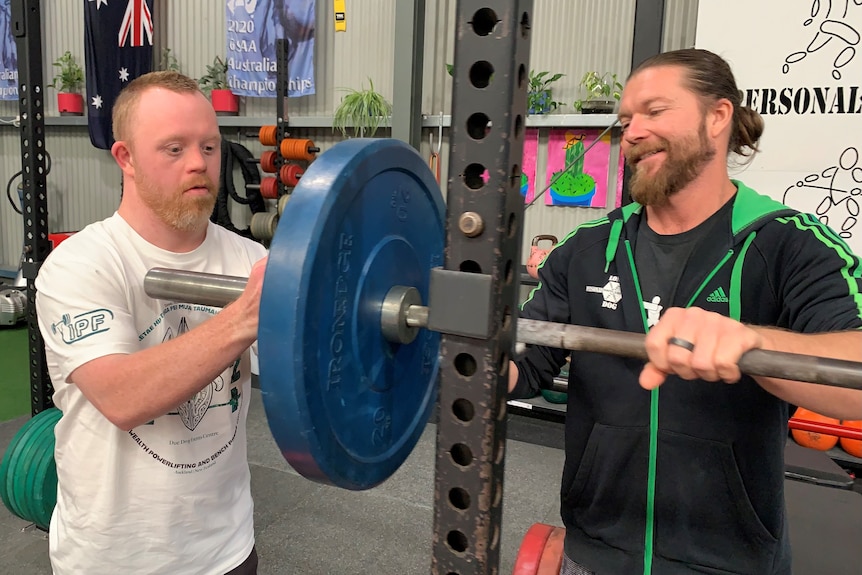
left=509, top=48, right=862, bottom=575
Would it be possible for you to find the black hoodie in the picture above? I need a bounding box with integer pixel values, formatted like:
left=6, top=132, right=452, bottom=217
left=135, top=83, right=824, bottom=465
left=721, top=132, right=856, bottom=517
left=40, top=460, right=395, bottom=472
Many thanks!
left=513, top=182, right=862, bottom=575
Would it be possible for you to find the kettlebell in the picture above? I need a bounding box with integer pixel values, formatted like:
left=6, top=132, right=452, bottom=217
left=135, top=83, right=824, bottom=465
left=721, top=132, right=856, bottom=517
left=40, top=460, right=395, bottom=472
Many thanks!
left=526, top=235, right=558, bottom=279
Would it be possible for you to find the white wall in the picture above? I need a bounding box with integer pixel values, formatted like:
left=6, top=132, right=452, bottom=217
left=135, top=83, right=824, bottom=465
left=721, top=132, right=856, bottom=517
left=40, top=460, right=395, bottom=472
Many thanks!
left=696, top=0, right=862, bottom=255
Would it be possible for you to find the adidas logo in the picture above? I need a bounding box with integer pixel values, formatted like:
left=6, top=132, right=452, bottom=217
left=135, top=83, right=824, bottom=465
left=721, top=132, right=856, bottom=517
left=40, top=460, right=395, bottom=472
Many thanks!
left=706, top=287, right=729, bottom=303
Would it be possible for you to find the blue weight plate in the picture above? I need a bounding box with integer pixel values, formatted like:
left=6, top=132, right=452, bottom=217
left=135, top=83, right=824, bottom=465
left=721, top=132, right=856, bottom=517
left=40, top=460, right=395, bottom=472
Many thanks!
left=259, top=138, right=445, bottom=490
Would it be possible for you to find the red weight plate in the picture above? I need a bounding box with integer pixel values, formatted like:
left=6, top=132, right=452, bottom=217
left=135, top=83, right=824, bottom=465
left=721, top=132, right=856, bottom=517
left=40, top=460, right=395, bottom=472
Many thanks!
left=537, top=526, right=566, bottom=575
left=512, top=523, right=555, bottom=575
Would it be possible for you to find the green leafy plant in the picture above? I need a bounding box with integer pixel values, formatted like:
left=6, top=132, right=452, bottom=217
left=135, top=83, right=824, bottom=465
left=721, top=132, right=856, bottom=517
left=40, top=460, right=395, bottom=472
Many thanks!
left=573, top=71, right=623, bottom=113
left=527, top=70, right=565, bottom=114
left=198, top=56, right=229, bottom=92
left=332, top=78, right=392, bottom=138
left=48, top=51, right=84, bottom=94
left=159, top=48, right=181, bottom=73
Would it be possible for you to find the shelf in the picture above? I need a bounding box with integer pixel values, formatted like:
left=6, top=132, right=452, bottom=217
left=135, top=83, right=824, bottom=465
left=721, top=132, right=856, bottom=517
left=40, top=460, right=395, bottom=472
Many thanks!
left=422, top=113, right=618, bottom=129
left=827, top=445, right=862, bottom=468
left=0, top=116, right=90, bottom=126
left=217, top=115, right=347, bottom=129
left=0, top=113, right=620, bottom=130
left=46, top=116, right=88, bottom=126
left=507, top=394, right=566, bottom=418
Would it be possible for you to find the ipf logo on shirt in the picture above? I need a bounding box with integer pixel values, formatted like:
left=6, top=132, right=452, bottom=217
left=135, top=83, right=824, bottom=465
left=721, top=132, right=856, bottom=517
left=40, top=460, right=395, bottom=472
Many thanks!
left=51, top=309, right=113, bottom=344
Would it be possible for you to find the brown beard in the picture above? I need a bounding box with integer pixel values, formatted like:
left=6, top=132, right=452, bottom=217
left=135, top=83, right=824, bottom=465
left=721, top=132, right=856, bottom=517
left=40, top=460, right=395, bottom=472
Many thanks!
left=136, top=173, right=217, bottom=232
left=627, top=120, right=716, bottom=206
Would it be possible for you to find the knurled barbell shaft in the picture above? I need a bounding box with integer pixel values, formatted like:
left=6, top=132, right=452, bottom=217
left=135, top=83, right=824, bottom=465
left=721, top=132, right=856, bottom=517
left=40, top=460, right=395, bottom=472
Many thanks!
left=143, top=268, right=862, bottom=391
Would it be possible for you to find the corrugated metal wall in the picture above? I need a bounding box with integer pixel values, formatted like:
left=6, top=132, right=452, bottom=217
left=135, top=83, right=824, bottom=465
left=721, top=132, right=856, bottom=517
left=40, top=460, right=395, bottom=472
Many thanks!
left=0, top=0, right=700, bottom=271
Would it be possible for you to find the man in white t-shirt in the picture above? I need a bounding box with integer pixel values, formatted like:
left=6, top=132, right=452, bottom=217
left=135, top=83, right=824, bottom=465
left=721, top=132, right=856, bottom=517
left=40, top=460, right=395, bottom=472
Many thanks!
left=36, top=71, right=268, bottom=575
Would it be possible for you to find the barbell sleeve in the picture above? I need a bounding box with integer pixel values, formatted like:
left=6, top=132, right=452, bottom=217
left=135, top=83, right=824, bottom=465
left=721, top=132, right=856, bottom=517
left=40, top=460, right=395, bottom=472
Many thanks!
left=145, top=268, right=247, bottom=308
left=143, top=268, right=862, bottom=391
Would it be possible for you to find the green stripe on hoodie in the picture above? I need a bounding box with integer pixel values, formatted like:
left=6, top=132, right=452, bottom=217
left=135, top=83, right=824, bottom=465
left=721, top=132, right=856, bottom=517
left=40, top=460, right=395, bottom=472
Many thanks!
left=776, top=213, right=862, bottom=318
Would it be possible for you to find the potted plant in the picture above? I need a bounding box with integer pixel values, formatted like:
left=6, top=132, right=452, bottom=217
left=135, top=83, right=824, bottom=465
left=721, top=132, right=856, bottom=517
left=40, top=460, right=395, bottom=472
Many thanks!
left=198, top=56, right=239, bottom=116
left=527, top=70, right=565, bottom=115
left=573, top=71, right=623, bottom=114
left=332, top=78, right=392, bottom=138
left=49, top=51, right=84, bottom=116
left=159, top=48, right=182, bottom=72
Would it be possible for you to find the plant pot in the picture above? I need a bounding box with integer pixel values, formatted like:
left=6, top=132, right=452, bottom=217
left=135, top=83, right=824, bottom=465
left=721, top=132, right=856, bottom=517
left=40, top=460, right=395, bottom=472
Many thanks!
left=210, top=89, right=239, bottom=116
left=549, top=172, right=597, bottom=206
left=580, top=98, right=616, bottom=114
left=57, top=93, right=84, bottom=116
left=528, top=89, right=553, bottom=115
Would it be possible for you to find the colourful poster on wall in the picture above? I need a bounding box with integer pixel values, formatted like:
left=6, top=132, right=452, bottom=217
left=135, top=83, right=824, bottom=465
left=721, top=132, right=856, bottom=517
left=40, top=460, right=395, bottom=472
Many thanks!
left=226, top=0, right=316, bottom=98
left=545, top=129, right=622, bottom=208
left=0, top=0, right=17, bottom=101
left=521, top=129, right=539, bottom=203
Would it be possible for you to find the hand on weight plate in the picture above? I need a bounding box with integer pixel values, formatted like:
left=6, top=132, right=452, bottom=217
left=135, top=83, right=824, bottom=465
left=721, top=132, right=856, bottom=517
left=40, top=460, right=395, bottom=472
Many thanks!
left=232, top=256, right=267, bottom=344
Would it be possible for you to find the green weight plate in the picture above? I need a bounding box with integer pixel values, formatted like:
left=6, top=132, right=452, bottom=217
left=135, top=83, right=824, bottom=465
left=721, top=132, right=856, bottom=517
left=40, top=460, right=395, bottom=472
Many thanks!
left=5, top=412, right=51, bottom=521
left=39, top=459, right=58, bottom=531
left=17, top=424, right=48, bottom=526
left=540, top=389, right=568, bottom=404
left=35, top=410, right=60, bottom=530
left=6, top=409, right=60, bottom=524
left=28, top=429, right=56, bottom=530
left=26, top=410, right=60, bottom=530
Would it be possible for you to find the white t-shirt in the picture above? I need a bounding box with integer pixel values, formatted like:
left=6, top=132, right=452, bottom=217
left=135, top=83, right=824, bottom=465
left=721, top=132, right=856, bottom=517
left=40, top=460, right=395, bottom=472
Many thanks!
left=35, top=214, right=267, bottom=575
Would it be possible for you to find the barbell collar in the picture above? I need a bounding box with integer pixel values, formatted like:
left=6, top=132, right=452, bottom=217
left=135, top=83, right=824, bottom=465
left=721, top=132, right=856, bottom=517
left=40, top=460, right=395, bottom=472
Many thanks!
left=143, top=268, right=862, bottom=391
left=381, top=286, right=421, bottom=345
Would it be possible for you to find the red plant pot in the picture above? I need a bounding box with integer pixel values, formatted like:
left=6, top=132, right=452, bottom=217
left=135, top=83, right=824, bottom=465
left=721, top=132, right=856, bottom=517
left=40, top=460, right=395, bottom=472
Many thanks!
left=211, top=89, right=239, bottom=116
left=58, top=93, right=84, bottom=116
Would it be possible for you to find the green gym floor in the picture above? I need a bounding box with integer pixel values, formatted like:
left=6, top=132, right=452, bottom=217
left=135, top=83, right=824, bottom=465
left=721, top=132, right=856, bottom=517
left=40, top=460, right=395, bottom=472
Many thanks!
left=0, top=324, right=29, bottom=422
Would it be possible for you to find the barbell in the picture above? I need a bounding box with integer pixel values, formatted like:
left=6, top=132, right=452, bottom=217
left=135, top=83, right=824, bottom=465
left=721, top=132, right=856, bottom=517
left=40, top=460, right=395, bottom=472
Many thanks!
left=146, top=269, right=862, bottom=388
left=145, top=138, right=862, bottom=490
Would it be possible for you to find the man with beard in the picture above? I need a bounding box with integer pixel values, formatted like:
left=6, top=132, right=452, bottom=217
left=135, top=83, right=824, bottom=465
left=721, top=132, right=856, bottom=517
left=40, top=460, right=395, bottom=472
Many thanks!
left=510, top=49, right=862, bottom=574
left=35, top=72, right=267, bottom=575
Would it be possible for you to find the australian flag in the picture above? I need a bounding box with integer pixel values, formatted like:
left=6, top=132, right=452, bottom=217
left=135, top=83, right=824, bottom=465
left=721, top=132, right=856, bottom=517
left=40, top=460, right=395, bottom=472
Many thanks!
left=84, top=0, right=154, bottom=150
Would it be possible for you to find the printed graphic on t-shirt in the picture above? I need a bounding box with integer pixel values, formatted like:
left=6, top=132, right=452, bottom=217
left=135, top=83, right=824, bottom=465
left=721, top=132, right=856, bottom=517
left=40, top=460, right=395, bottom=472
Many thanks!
left=50, top=308, right=114, bottom=344
left=130, top=302, right=244, bottom=474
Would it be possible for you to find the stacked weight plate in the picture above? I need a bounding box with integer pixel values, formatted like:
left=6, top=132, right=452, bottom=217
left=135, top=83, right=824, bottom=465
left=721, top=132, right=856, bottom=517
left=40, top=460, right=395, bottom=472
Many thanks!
left=512, top=523, right=566, bottom=575
left=0, top=407, right=62, bottom=530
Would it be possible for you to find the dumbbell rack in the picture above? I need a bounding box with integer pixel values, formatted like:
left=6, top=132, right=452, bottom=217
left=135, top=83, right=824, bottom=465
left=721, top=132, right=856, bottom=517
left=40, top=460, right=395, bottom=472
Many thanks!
left=244, top=38, right=317, bottom=243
